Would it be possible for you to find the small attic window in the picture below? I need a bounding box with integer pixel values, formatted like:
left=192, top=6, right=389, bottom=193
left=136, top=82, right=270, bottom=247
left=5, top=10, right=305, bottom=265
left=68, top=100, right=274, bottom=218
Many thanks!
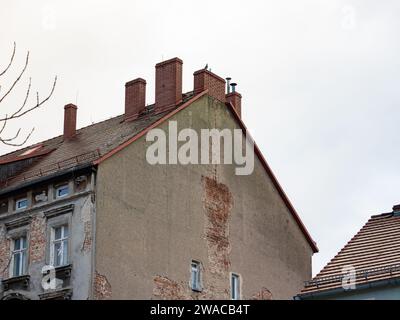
left=19, top=145, right=42, bottom=157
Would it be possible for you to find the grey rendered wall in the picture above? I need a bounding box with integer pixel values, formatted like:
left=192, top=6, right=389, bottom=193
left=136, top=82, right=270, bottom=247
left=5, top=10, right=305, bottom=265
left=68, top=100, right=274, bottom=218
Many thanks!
left=94, top=95, right=313, bottom=300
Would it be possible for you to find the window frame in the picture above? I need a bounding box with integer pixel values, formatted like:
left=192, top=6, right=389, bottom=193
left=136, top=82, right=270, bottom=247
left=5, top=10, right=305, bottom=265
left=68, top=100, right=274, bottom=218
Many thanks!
left=11, top=235, right=28, bottom=277
left=190, top=260, right=202, bottom=292
left=55, top=184, right=70, bottom=199
left=230, top=273, right=241, bottom=300
left=15, top=198, right=28, bottom=211
left=44, top=205, right=73, bottom=268
left=50, top=224, right=69, bottom=267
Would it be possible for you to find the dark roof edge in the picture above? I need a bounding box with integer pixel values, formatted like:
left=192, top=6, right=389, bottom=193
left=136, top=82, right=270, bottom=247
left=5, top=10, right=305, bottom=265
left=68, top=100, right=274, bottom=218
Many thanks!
left=0, top=163, right=94, bottom=197
left=295, top=275, right=400, bottom=300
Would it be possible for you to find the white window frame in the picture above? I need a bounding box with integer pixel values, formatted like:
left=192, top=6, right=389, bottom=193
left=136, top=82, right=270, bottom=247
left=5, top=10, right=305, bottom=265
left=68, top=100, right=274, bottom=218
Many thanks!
left=11, top=236, right=27, bottom=277
left=50, top=225, right=69, bottom=267
left=190, top=261, right=202, bottom=292
left=15, top=198, right=28, bottom=211
left=55, top=184, right=69, bottom=199
left=231, top=273, right=241, bottom=300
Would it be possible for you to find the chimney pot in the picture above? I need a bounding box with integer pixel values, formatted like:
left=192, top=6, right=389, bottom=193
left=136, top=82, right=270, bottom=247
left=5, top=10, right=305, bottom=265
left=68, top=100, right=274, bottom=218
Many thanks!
left=226, top=77, right=232, bottom=94
left=226, top=91, right=242, bottom=118
left=393, top=204, right=400, bottom=216
left=125, top=78, right=146, bottom=120
left=155, top=57, right=183, bottom=113
left=193, top=69, right=225, bottom=102
left=63, top=104, right=77, bottom=140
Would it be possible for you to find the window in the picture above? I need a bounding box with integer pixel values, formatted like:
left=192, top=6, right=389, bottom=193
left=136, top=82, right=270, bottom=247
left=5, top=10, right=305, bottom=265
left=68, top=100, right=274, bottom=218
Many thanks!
left=12, top=236, right=27, bottom=277
left=16, top=198, right=28, bottom=211
left=56, top=185, right=69, bottom=198
left=191, top=261, right=202, bottom=291
left=231, top=273, right=241, bottom=300
left=50, top=225, right=69, bottom=267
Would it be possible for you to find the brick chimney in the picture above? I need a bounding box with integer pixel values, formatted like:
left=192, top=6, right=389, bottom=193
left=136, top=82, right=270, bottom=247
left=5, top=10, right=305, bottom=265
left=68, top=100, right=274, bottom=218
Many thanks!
left=155, top=57, right=183, bottom=113
left=63, top=104, right=77, bottom=140
left=193, top=69, right=225, bottom=102
left=125, top=78, right=146, bottom=120
left=226, top=91, right=242, bottom=117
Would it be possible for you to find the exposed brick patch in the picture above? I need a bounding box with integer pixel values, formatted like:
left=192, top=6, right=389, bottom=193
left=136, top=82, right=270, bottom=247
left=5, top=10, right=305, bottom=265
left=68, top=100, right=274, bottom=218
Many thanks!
left=153, top=276, right=188, bottom=300
left=202, top=176, right=233, bottom=298
left=29, top=215, right=46, bottom=263
left=151, top=177, right=234, bottom=300
left=94, top=271, right=112, bottom=300
left=0, top=226, right=10, bottom=278
left=251, top=287, right=273, bottom=300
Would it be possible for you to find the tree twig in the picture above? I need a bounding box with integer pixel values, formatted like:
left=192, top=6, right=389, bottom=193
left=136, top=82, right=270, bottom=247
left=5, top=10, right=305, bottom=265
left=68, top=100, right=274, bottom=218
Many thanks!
left=0, top=76, right=57, bottom=121
left=0, top=50, right=29, bottom=105
left=0, top=42, right=16, bottom=77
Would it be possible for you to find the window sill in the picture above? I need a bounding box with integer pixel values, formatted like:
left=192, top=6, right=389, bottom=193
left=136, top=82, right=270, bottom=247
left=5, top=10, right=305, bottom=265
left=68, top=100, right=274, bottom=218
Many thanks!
left=2, top=274, right=30, bottom=291
left=42, top=264, right=72, bottom=280
left=39, top=287, right=73, bottom=300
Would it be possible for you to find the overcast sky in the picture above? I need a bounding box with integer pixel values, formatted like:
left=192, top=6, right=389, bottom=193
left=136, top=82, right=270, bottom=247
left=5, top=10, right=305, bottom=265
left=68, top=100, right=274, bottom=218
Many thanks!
left=1, top=0, right=399, bottom=276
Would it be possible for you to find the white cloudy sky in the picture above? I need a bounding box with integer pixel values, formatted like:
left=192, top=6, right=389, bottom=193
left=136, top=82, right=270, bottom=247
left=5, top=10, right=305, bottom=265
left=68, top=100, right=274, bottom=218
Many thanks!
left=1, top=0, right=399, bottom=276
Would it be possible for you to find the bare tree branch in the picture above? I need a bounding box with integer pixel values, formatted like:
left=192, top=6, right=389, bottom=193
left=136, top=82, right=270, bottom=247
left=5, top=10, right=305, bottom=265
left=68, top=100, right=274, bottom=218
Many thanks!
left=8, top=77, right=32, bottom=119
left=0, top=127, right=34, bottom=146
left=0, top=42, right=16, bottom=77
left=0, top=76, right=57, bottom=122
left=0, top=50, right=29, bottom=105
left=0, top=42, right=57, bottom=147
left=0, top=114, right=7, bottom=135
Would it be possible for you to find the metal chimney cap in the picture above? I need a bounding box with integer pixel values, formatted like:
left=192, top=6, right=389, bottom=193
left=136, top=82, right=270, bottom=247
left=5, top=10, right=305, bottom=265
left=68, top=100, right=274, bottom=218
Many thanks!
left=226, top=77, right=232, bottom=81
left=393, top=204, right=400, bottom=216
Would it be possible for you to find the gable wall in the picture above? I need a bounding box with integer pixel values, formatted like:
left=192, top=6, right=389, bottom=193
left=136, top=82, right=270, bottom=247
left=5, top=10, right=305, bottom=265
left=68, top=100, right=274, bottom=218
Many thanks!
left=94, top=95, right=313, bottom=299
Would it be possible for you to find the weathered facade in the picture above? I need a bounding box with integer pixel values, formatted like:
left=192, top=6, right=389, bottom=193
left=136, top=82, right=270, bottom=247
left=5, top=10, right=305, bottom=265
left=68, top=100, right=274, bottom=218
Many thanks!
left=0, top=58, right=317, bottom=300
left=0, top=170, right=95, bottom=299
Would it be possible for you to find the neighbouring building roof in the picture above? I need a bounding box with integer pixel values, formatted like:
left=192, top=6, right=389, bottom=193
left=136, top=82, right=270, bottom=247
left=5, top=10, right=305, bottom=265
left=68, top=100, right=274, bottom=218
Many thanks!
left=298, top=208, right=400, bottom=298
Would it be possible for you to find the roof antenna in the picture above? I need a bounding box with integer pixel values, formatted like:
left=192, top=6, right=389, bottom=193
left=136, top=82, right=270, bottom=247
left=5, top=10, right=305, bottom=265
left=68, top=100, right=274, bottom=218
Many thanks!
left=230, top=82, right=237, bottom=93
left=226, top=77, right=231, bottom=94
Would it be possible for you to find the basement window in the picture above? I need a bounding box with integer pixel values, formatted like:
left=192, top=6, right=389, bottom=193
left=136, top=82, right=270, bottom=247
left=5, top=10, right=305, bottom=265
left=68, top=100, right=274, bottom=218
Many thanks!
left=56, top=185, right=69, bottom=199
left=231, top=273, right=241, bottom=300
left=11, top=236, right=27, bottom=277
left=15, top=198, right=28, bottom=211
left=50, top=225, right=69, bottom=267
left=190, top=261, right=202, bottom=292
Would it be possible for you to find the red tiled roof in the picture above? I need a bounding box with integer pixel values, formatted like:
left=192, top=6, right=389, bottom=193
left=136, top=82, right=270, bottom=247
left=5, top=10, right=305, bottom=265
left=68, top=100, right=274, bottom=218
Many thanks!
left=0, top=104, right=180, bottom=190
left=299, top=211, right=400, bottom=296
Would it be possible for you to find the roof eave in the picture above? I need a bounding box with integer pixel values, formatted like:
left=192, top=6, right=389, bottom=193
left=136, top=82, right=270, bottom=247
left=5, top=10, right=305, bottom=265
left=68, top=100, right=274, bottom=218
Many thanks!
left=296, top=275, right=400, bottom=299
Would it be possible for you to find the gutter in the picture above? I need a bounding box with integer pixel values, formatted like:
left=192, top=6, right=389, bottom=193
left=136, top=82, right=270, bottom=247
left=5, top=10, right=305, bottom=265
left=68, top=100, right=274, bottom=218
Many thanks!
left=295, top=276, right=400, bottom=300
